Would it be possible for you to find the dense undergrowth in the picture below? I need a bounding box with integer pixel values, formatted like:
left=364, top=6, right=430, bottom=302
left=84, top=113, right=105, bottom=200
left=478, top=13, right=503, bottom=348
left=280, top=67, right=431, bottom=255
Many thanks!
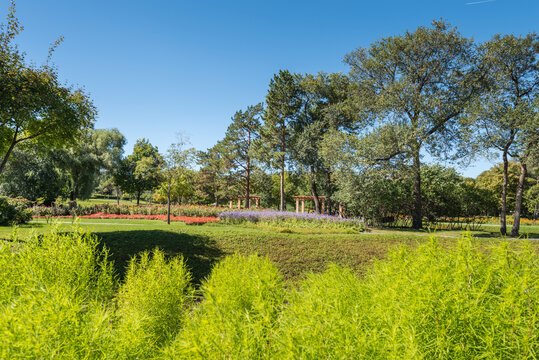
left=0, top=226, right=537, bottom=359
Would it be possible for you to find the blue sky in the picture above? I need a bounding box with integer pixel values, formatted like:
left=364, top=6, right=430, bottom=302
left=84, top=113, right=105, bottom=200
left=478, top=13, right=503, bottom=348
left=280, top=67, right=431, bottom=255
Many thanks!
left=4, top=0, right=538, bottom=177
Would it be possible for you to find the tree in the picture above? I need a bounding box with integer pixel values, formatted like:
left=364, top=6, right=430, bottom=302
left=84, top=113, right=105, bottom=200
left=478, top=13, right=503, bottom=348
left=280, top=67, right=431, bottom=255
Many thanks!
left=261, top=70, right=302, bottom=211
left=222, top=103, right=263, bottom=208
left=344, top=20, right=481, bottom=228
left=114, top=139, right=163, bottom=205
left=162, top=138, right=195, bottom=224
left=292, top=72, right=358, bottom=213
left=475, top=162, right=522, bottom=213
left=525, top=183, right=539, bottom=221
left=465, top=33, right=538, bottom=236
left=0, top=2, right=96, bottom=175
left=56, top=128, right=125, bottom=206
left=0, top=147, right=66, bottom=205
left=195, top=144, right=235, bottom=205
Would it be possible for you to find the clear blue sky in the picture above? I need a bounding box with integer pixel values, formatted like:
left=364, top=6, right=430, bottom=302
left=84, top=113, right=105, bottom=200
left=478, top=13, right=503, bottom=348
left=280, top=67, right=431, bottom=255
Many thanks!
left=5, top=0, right=538, bottom=177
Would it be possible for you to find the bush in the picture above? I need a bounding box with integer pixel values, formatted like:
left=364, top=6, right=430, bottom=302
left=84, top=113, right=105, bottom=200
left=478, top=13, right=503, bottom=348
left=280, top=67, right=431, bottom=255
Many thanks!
left=0, top=196, right=32, bottom=225
left=163, top=254, right=285, bottom=359
left=1, top=229, right=536, bottom=359
left=0, top=225, right=116, bottom=358
left=274, top=233, right=538, bottom=359
left=114, top=249, right=193, bottom=357
left=219, top=210, right=366, bottom=232
left=32, top=204, right=226, bottom=218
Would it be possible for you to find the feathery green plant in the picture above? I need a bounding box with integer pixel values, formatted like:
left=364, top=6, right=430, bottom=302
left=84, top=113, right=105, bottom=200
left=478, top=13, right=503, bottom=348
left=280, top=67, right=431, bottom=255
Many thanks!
left=274, top=232, right=538, bottom=359
left=163, top=254, right=285, bottom=359
left=0, top=224, right=116, bottom=359
left=114, top=249, right=193, bottom=357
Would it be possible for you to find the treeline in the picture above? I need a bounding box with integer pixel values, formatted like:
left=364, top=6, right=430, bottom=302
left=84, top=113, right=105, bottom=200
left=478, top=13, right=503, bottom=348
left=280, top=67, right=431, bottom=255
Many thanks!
left=0, top=8, right=537, bottom=234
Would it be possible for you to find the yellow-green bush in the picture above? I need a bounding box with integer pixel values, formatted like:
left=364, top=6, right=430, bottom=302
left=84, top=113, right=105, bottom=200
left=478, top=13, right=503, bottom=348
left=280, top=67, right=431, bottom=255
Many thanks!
left=274, top=233, right=538, bottom=359
left=163, top=254, right=285, bottom=359
left=1, top=227, right=537, bottom=359
left=0, top=226, right=116, bottom=359
left=114, top=249, right=193, bottom=357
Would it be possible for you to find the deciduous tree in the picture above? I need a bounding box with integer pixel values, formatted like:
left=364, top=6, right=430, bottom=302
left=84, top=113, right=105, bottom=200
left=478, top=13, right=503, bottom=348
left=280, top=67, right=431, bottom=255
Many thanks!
left=344, top=20, right=481, bottom=228
left=114, top=139, right=163, bottom=205
left=465, top=33, right=538, bottom=235
left=0, top=2, right=95, bottom=175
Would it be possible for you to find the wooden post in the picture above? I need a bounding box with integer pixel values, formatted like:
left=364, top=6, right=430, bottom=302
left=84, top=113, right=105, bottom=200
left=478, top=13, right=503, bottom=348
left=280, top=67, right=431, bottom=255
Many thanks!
left=321, top=200, right=325, bottom=214
left=229, top=199, right=233, bottom=209
left=255, top=198, right=259, bottom=208
left=301, top=199, right=305, bottom=213
left=237, top=198, right=241, bottom=209
left=296, top=198, right=299, bottom=213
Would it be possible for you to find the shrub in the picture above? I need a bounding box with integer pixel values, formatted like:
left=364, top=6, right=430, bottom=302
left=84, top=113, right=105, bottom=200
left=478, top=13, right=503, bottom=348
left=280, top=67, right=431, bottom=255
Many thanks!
left=163, top=254, right=285, bottom=359
left=0, top=196, right=32, bottom=225
left=274, top=233, right=538, bottom=359
left=219, top=211, right=366, bottom=232
left=0, top=225, right=117, bottom=358
left=32, top=204, right=227, bottom=218
left=114, top=249, right=193, bottom=357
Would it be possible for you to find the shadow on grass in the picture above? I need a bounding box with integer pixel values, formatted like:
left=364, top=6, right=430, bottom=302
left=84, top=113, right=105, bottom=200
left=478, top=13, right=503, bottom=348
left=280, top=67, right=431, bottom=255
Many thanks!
left=94, top=230, right=225, bottom=285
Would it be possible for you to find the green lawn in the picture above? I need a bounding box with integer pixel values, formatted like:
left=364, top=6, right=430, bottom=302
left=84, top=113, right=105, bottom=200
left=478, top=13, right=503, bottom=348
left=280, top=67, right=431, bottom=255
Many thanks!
left=2, top=219, right=537, bottom=284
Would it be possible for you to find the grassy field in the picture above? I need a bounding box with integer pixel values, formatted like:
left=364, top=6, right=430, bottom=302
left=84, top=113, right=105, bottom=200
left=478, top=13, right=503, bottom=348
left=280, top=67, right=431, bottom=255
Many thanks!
left=2, top=219, right=537, bottom=285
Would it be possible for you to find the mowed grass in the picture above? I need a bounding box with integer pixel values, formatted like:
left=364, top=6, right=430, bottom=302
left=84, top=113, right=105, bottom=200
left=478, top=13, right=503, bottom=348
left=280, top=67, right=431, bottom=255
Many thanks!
left=2, top=219, right=538, bottom=285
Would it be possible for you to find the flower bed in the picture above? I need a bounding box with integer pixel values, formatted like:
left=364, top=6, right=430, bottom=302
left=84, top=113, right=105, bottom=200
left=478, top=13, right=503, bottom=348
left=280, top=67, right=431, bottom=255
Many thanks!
left=219, top=211, right=366, bottom=232
left=32, top=204, right=227, bottom=218
left=35, top=213, right=220, bottom=225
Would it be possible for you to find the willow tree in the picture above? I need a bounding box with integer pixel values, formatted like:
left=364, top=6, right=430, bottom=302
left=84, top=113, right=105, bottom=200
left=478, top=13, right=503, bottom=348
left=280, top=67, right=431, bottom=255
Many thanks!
left=344, top=20, right=481, bottom=229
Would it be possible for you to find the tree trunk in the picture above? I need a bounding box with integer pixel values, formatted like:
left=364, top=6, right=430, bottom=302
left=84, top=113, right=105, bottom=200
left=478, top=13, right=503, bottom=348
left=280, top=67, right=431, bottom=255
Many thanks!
left=311, top=166, right=320, bottom=214
left=0, top=126, right=19, bottom=176
left=246, top=132, right=251, bottom=209
left=500, top=151, right=509, bottom=236
left=115, top=187, right=120, bottom=205
left=280, top=163, right=285, bottom=211
left=411, top=150, right=422, bottom=229
left=246, top=165, right=251, bottom=209
left=167, top=181, right=171, bottom=225
left=511, top=162, right=527, bottom=237
left=280, top=121, right=286, bottom=211
left=136, top=191, right=141, bottom=206
left=326, top=169, right=333, bottom=215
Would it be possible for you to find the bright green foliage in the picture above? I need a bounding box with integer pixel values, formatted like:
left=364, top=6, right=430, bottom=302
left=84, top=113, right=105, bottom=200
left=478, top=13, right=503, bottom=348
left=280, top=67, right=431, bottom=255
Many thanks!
left=115, top=249, right=193, bottom=357
left=1, top=225, right=537, bottom=359
left=164, top=254, right=285, bottom=359
left=0, top=225, right=116, bottom=358
left=275, top=233, right=538, bottom=359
